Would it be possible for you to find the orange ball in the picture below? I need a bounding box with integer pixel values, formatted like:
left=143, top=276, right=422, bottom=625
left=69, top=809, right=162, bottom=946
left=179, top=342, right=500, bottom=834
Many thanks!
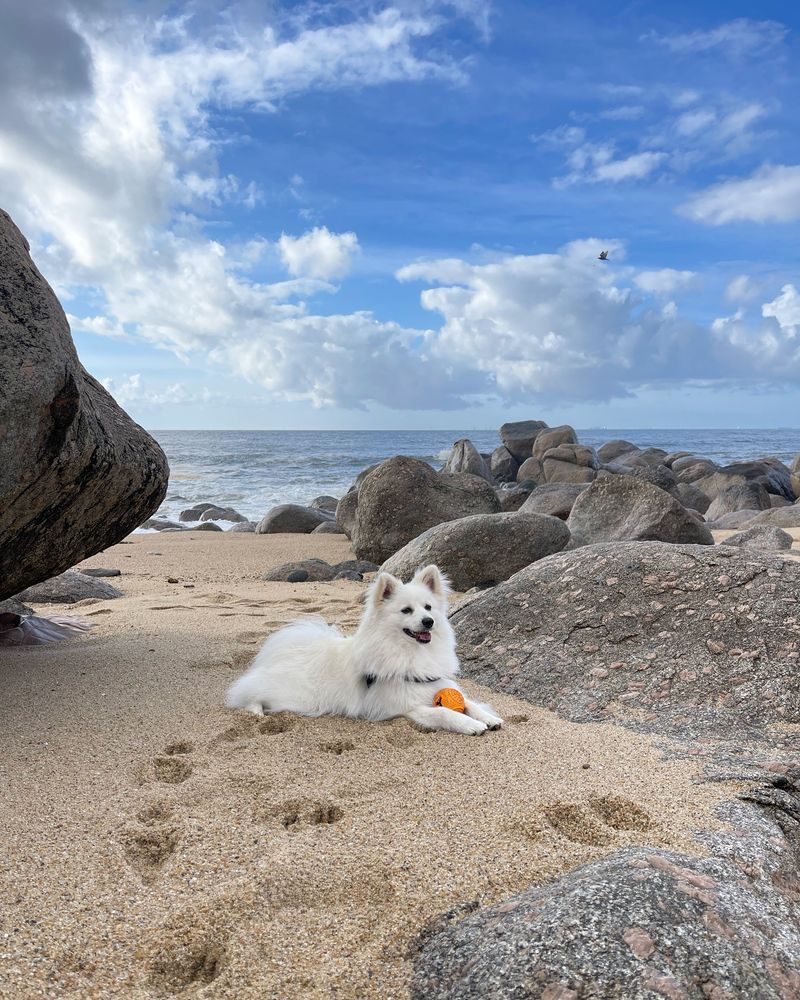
left=433, top=687, right=466, bottom=713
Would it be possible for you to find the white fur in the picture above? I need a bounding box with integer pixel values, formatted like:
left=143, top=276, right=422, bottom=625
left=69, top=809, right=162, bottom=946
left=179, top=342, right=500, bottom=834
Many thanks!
left=225, top=564, right=503, bottom=735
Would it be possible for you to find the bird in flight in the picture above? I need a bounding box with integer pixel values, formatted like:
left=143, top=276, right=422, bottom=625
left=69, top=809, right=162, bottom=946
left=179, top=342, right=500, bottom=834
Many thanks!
left=597, top=249, right=609, bottom=260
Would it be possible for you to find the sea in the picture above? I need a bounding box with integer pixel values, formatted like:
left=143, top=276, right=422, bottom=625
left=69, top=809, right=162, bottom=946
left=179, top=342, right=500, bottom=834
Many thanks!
left=147, top=428, right=800, bottom=527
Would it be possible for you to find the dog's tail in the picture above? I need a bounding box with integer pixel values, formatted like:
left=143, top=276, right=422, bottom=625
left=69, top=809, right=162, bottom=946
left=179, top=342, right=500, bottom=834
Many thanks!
left=225, top=616, right=338, bottom=710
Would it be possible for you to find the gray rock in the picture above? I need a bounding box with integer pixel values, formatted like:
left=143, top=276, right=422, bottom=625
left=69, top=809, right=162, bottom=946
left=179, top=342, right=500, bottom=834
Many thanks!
left=620, top=446, right=669, bottom=468
left=381, top=512, right=570, bottom=592
left=141, top=518, right=185, bottom=531
left=675, top=481, right=711, bottom=514
left=696, top=460, right=794, bottom=502
left=515, top=456, right=544, bottom=484
left=705, top=509, right=761, bottom=530
left=496, top=482, right=536, bottom=512
left=489, top=445, right=518, bottom=484
left=226, top=521, right=256, bottom=532
left=17, top=569, right=122, bottom=603
left=179, top=503, right=217, bottom=522
left=451, top=541, right=798, bottom=736
left=312, top=521, right=345, bottom=534
left=412, top=798, right=800, bottom=1000
left=607, top=462, right=679, bottom=499
left=531, top=424, right=577, bottom=460
left=519, top=483, right=587, bottom=520
left=0, top=598, right=33, bottom=616
left=194, top=521, right=223, bottom=531
left=333, top=570, right=363, bottom=581
left=333, top=560, right=380, bottom=575
left=0, top=210, right=169, bottom=601
left=705, top=483, right=771, bottom=521
left=335, top=489, right=360, bottom=539
left=352, top=456, right=501, bottom=564
left=672, top=457, right=718, bottom=483
left=308, top=495, right=339, bottom=513
left=198, top=505, right=247, bottom=523
left=256, top=504, right=330, bottom=534
left=662, top=449, right=695, bottom=467
left=499, top=420, right=548, bottom=464
left=78, top=567, right=122, bottom=577
left=749, top=506, right=800, bottom=529
left=567, top=476, right=713, bottom=547
left=262, top=559, right=336, bottom=583
left=770, top=494, right=791, bottom=508
left=596, top=439, right=639, bottom=463
left=721, top=525, right=794, bottom=552
left=442, top=439, right=494, bottom=483
left=542, top=443, right=598, bottom=484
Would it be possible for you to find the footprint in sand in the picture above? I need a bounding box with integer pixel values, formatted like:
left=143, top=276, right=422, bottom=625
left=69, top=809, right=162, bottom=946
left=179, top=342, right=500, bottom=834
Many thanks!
left=121, top=801, right=181, bottom=880
left=527, top=797, right=656, bottom=846
left=588, top=794, right=654, bottom=832
left=318, top=739, right=355, bottom=755
left=136, top=741, right=196, bottom=785
left=542, top=802, right=612, bottom=846
left=213, top=712, right=296, bottom=748
left=257, top=798, right=344, bottom=830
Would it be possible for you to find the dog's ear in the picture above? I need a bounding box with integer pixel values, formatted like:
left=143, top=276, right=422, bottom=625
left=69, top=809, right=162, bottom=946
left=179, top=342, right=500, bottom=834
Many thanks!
left=413, top=564, right=450, bottom=597
left=371, top=571, right=399, bottom=606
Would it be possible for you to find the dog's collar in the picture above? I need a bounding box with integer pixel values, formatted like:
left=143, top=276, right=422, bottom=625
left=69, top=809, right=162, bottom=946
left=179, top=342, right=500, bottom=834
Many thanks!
left=363, top=673, right=442, bottom=688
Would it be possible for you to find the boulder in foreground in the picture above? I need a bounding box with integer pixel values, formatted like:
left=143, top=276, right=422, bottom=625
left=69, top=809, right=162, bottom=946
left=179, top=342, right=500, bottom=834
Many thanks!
left=0, top=209, right=169, bottom=600
left=17, top=569, right=122, bottom=603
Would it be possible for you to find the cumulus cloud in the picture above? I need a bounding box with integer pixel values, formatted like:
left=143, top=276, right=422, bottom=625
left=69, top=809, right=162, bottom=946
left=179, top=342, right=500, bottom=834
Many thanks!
left=278, top=227, right=359, bottom=280
left=762, top=285, right=800, bottom=337
left=680, top=165, right=800, bottom=224
left=101, top=373, right=220, bottom=407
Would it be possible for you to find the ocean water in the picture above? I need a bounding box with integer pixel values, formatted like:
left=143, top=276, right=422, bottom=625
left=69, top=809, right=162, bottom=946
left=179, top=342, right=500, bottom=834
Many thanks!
left=148, top=428, right=800, bottom=526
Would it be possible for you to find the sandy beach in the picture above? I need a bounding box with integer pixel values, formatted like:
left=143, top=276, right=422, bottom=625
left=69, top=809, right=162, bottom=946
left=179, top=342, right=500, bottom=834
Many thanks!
left=0, top=531, right=781, bottom=998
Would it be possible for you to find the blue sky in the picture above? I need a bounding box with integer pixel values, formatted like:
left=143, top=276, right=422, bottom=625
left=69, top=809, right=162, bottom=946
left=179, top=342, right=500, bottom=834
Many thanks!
left=2, top=0, right=800, bottom=429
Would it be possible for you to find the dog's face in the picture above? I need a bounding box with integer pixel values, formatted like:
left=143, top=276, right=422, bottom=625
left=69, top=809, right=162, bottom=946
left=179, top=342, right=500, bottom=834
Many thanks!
left=369, top=565, right=451, bottom=647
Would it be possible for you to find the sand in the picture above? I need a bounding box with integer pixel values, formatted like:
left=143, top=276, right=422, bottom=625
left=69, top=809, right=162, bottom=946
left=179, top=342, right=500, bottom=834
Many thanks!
left=0, top=532, right=742, bottom=999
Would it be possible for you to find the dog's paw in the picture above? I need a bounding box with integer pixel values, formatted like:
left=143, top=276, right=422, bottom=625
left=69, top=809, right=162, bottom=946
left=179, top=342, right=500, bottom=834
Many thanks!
left=457, top=716, right=488, bottom=736
left=466, top=702, right=503, bottom=730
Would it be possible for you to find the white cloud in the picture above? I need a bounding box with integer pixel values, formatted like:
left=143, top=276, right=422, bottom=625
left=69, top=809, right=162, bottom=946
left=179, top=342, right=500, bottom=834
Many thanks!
left=67, top=313, right=128, bottom=339
left=681, top=164, right=800, bottom=224
left=634, top=269, right=695, bottom=295
left=762, top=284, right=800, bottom=337
left=598, top=105, right=645, bottom=122
left=100, top=374, right=219, bottom=407
left=675, top=109, right=716, bottom=137
left=648, top=19, right=788, bottom=57
left=278, top=227, right=359, bottom=280
left=725, top=275, right=757, bottom=303
left=559, top=144, right=665, bottom=186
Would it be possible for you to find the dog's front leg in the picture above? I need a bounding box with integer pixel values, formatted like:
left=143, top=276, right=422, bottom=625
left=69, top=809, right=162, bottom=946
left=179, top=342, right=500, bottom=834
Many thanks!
left=464, top=699, right=503, bottom=730
left=406, top=706, right=487, bottom=735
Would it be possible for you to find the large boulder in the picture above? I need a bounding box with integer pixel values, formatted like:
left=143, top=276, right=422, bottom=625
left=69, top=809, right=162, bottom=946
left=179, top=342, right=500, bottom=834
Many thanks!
left=495, top=482, right=535, bottom=512
left=198, top=505, right=248, bottom=523
left=179, top=503, right=217, bottom=522
left=499, top=420, right=548, bottom=464
left=441, top=439, right=494, bottom=484
left=596, top=439, right=639, bottom=463
left=489, top=445, right=518, bottom=484
left=351, top=456, right=501, bottom=564
left=674, top=481, right=711, bottom=514
left=515, top=456, right=544, bottom=484
left=672, top=457, right=718, bottom=483
left=381, top=512, right=570, bottom=592
left=704, top=483, right=771, bottom=521
left=542, top=443, right=599, bottom=484
left=531, top=424, right=577, bottom=460
left=17, top=569, right=123, bottom=603
left=607, top=463, right=680, bottom=499
left=413, top=805, right=800, bottom=1000
left=696, top=461, right=794, bottom=502
left=519, top=483, right=587, bottom=521
left=0, top=209, right=169, bottom=600
left=451, top=541, right=800, bottom=737
left=567, top=476, right=713, bottom=547
left=335, top=489, right=359, bottom=539
left=749, top=505, right=800, bottom=529
left=705, top=509, right=760, bottom=530
left=256, top=504, right=330, bottom=534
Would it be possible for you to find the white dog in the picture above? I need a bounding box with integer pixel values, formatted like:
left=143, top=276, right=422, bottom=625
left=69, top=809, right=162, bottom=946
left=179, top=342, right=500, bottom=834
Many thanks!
left=225, top=564, right=503, bottom=735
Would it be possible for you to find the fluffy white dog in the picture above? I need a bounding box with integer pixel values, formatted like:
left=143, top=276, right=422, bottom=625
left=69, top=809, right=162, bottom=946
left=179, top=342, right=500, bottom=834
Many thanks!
left=226, top=564, right=503, bottom=735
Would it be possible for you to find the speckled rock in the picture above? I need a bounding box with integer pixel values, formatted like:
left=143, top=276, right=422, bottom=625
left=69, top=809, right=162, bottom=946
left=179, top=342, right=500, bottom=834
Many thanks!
left=516, top=456, right=544, bottom=484
left=381, top=512, right=570, bottom=591
left=312, top=521, right=345, bottom=534
left=567, top=476, right=713, bottom=547
left=352, top=456, right=501, bottom=564
left=496, top=482, right=536, bottom=512
left=542, top=443, right=599, bottom=484
left=705, top=483, right=771, bottom=521
left=532, top=424, right=577, bottom=461
left=262, top=559, right=337, bottom=583
left=442, top=439, right=494, bottom=483
left=596, top=439, right=639, bottom=463
left=490, top=445, right=519, bottom=484
left=0, top=210, right=169, bottom=600
left=749, top=506, right=800, bottom=529
left=17, top=569, right=122, bottom=603
left=412, top=788, right=800, bottom=1000
left=451, top=541, right=800, bottom=738
left=720, top=525, right=794, bottom=552
left=519, top=483, right=587, bottom=521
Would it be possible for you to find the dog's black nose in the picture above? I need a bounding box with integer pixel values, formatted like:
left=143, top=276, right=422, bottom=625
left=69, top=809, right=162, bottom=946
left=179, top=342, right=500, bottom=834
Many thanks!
left=421, top=616, right=434, bottom=629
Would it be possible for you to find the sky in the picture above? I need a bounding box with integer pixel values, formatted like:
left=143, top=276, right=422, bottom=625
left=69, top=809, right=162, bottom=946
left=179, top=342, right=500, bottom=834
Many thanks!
left=2, top=0, right=800, bottom=430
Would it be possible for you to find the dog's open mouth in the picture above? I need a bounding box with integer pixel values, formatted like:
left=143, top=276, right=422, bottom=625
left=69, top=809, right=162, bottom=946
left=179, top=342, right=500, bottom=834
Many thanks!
left=403, top=628, right=432, bottom=644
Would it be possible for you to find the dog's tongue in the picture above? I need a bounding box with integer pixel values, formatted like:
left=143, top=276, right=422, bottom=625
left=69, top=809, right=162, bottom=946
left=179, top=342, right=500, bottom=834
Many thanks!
left=417, top=630, right=432, bottom=643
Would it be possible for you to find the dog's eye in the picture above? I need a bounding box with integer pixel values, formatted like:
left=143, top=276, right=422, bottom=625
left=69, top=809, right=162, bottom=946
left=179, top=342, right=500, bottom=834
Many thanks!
left=424, top=604, right=431, bottom=611
left=401, top=607, right=412, bottom=614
